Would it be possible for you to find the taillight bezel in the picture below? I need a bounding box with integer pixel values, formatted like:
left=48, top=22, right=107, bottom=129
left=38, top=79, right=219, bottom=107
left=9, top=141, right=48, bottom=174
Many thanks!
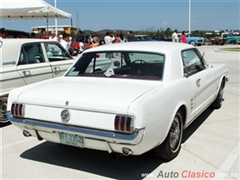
left=114, top=114, right=134, bottom=134
left=11, top=103, right=25, bottom=118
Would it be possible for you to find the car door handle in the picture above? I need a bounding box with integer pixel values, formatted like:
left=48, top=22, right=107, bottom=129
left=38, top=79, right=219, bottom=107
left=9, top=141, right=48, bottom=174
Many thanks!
left=22, top=70, right=31, bottom=76
left=196, top=79, right=201, bottom=87
left=54, top=67, right=60, bottom=72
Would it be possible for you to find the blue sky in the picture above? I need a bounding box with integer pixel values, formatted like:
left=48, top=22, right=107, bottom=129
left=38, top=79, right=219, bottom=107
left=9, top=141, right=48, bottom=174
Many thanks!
left=1, top=0, right=240, bottom=32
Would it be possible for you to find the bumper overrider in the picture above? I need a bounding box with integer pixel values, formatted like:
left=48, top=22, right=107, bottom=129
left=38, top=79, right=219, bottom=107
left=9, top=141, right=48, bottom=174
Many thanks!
left=7, top=111, right=145, bottom=156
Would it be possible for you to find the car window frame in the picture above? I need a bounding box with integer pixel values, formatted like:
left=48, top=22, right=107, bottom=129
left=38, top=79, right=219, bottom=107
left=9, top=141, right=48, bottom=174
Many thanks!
left=181, top=48, right=206, bottom=77
left=18, top=42, right=45, bottom=66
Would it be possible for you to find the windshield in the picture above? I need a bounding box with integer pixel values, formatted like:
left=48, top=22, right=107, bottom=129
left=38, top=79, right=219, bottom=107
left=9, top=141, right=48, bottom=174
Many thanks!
left=66, top=51, right=165, bottom=80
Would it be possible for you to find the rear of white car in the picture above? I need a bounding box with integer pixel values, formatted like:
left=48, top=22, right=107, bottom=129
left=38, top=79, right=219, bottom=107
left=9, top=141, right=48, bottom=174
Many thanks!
left=7, top=42, right=228, bottom=160
left=7, top=76, right=163, bottom=155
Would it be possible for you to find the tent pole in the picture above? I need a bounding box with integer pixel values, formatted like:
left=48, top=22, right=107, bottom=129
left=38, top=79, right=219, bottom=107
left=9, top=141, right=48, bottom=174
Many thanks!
left=71, top=17, right=74, bottom=52
left=46, top=9, right=49, bottom=36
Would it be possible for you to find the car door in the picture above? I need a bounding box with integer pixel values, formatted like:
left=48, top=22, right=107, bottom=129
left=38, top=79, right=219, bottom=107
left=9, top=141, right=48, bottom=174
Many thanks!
left=16, top=43, right=53, bottom=85
left=42, top=42, right=75, bottom=77
left=182, top=49, right=217, bottom=116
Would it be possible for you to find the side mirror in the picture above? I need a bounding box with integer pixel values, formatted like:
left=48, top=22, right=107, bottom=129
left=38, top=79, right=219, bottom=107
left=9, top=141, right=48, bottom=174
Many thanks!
left=0, top=40, right=3, bottom=48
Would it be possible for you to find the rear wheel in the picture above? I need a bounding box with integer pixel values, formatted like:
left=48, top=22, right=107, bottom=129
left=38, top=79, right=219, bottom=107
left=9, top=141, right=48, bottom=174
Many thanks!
left=189, top=41, right=196, bottom=46
left=154, top=110, right=183, bottom=160
left=230, top=40, right=237, bottom=45
left=0, top=97, right=8, bottom=123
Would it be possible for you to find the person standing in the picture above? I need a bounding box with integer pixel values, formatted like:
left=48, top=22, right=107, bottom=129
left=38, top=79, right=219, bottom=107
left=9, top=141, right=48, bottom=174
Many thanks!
left=49, top=31, right=58, bottom=41
left=79, top=38, right=85, bottom=53
left=89, top=36, right=100, bottom=48
left=172, top=29, right=179, bottom=42
left=127, top=31, right=134, bottom=42
left=60, top=32, right=70, bottom=52
left=104, top=32, right=115, bottom=58
left=180, top=31, right=188, bottom=44
left=119, top=33, right=128, bottom=43
left=31, top=32, right=37, bottom=38
left=0, top=28, right=7, bottom=38
left=104, top=32, right=115, bottom=45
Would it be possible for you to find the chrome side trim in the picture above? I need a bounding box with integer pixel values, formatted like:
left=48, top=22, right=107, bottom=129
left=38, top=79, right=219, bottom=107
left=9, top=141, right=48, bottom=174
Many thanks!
left=7, top=112, right=144, bottom=145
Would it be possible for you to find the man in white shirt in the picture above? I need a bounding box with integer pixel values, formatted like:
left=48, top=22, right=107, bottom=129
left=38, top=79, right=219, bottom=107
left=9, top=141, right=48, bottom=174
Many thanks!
left=104, top=32, right=115, bottom=58
left=60, top=33, right=70, bottom=52
left=104, top=32, right=115, bottom=45
left=49, top=31, right=58, bottom=41
left=172, top=29, right=179, bottom=42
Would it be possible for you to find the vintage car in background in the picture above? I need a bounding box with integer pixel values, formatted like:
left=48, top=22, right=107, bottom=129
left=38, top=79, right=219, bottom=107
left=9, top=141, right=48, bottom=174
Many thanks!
left=178, top=33, right=204, bottom=46
left=0, top=39, right=111, bottom=123
left=7, top=42, right=228, bottom=160
left=134, top=35, right=154, bottom=41
left=4, top=29, right=30, bottom=38
left=0, top=39, right=75, bottom=122
left=152, top=34, right=172, bottom=41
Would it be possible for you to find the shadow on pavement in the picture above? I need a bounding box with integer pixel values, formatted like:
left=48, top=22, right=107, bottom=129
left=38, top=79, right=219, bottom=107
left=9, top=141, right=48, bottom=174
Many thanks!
left=182, top=107, right=214, bottom=143
left=20, top=107, right=215, bottom=180
left=0, top=121, right=12, bottom=128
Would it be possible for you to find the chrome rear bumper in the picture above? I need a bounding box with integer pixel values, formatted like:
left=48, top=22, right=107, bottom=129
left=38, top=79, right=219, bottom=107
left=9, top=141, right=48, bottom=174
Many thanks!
left=7, top=112, right=144, bottom=145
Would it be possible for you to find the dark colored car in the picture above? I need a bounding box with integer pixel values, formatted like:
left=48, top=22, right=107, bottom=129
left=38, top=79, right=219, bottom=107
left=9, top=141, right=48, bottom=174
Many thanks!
left=5, top=29, right=30, bottom=38
left=152, top=34, right=172, bottom=42
left=134, top=35, right=154, bottom=41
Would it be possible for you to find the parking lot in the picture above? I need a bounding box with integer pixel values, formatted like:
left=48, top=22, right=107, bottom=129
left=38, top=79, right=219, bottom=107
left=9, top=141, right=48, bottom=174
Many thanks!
left=1, top=45, right=239, bottom=180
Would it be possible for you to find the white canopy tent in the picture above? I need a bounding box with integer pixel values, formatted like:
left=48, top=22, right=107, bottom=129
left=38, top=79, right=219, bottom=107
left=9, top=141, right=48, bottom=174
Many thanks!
left=0, top=0, right=72, bottom=34
left=0, top=0, right=71, bottom=19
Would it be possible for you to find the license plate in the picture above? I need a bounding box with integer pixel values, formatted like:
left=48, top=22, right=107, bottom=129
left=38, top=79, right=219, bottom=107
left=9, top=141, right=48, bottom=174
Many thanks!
left=58, top=132, right=83, bottom=148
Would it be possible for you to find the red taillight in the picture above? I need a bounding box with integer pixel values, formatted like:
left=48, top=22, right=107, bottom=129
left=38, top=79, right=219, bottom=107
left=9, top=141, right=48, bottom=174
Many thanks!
left=115, top=116, right=120, bottom=130
left=11, top=103, right=25, bottom=117
left=114, top=115, right=134, bottom=133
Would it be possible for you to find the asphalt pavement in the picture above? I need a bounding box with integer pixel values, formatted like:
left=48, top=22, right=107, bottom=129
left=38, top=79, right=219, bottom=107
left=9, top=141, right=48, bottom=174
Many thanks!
left=0, top=45, right=239, bottom=180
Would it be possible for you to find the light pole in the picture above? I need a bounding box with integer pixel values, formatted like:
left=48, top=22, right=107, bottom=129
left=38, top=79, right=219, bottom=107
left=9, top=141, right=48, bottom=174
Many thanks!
left=189, top=0, right=191, bottom=34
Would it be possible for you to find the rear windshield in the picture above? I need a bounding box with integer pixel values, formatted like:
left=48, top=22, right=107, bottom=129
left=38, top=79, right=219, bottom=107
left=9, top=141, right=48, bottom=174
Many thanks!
left=66, top=51, right=165, bottom=80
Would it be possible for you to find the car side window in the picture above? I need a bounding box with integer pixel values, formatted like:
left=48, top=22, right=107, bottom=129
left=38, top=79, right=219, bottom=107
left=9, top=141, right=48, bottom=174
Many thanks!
left=18, top=43, right=44, bottom=65
left=44, top=43, right=72, bottom=62
left=182, top=49, right=205, bottom=77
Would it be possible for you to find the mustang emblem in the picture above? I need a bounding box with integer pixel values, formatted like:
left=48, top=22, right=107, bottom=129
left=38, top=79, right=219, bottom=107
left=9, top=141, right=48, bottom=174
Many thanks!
left=60, top=109, right=70, bottom=122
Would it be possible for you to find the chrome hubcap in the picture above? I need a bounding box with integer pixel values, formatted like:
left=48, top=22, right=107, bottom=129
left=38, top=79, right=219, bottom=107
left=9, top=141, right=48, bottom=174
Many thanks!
left=170, top=117, right=181, bottom=150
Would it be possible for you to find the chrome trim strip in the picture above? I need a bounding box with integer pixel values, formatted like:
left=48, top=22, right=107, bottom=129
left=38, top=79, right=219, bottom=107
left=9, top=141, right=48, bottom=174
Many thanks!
left=7, top=112, right=144, bottom=145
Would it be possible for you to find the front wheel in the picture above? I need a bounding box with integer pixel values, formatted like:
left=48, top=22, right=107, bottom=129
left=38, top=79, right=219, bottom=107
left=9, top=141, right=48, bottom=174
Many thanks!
left=211, top=81, right=224, bottom=109
left=154, top=110, right=183, bottom=160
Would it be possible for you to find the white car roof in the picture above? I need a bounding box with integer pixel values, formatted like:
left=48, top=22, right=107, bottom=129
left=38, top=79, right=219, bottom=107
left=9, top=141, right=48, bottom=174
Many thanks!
left=85, top=41, right=194, bottom=54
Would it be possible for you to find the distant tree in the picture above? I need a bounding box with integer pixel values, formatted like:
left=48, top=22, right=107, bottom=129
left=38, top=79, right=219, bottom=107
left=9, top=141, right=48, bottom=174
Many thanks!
left=165, top=27, right=172, bottom=35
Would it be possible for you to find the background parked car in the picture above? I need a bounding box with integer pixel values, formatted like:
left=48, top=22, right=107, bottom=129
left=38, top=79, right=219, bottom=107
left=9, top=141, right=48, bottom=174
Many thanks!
left=178, top=33, right=204, bottom=46
left=134, top=35, right=154, bottom=41
left=4, top=29, right=30, bottom=38
left=0, top=39, right=75, bottom=122
left=152, top=34, right=172, bottom=41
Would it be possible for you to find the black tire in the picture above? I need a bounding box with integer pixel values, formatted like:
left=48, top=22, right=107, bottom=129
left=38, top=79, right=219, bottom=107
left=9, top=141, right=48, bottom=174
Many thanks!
left=0, top=96, right=9, bottom=123
left=189, top=41, right=196, bottom=46
left=154, top=110, right=183, bottom=160
left=211, top=81, right=224, bottom=109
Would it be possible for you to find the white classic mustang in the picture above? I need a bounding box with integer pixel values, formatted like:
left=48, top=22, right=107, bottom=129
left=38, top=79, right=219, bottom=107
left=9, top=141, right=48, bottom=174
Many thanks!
left=7, top=42, right=228, bottom=160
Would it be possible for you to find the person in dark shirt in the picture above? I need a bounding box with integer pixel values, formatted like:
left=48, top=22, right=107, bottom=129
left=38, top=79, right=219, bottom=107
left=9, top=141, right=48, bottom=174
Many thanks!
left=127, top=31, right=134, bottom=42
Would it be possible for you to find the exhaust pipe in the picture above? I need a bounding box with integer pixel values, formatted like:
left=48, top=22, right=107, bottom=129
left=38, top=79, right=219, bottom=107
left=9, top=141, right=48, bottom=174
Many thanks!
left=23, top=130, right=32, bottom=137
left=122, top=147, right=133, bottom=156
